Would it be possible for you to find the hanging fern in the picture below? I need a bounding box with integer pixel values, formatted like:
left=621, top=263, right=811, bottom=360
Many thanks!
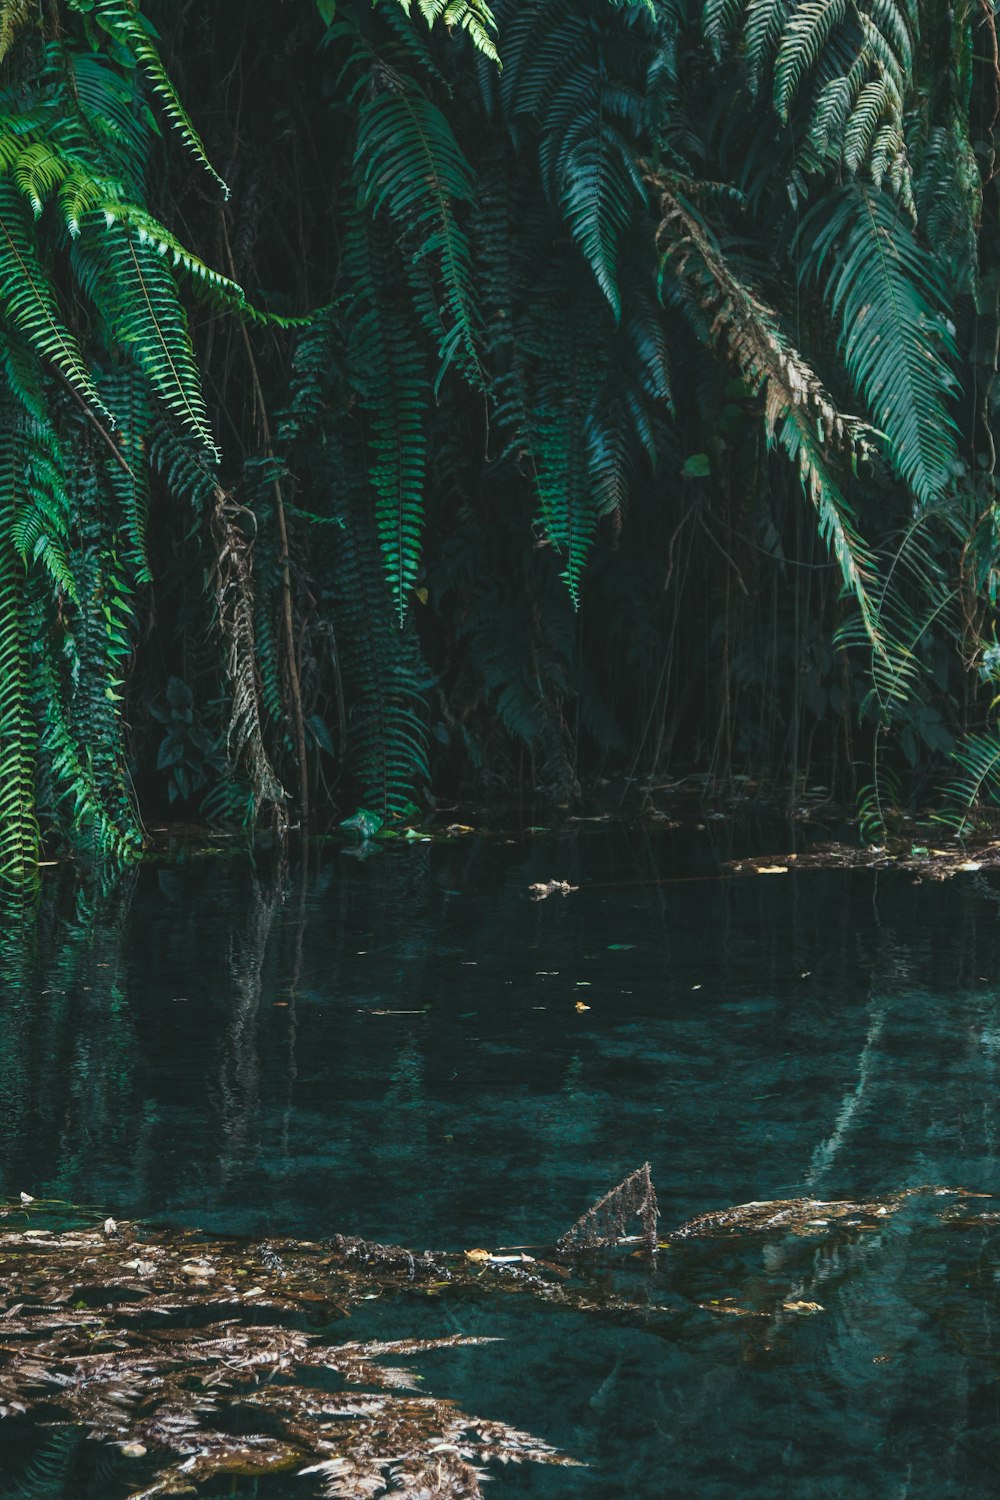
left=88, top=0, right=230, bottom=198
left=530, top=273, right=609, bottom=606
left=796, top=184, right=961, bottom=507
left=556, top=97, right=648, bottom=322
left=344, top=216, right=429, bottom=624
left=0, top=398, right=39, bottom=892
left=0, top=181, right=115, bottom=429
left=653, top=175, right=888, bottom=659
left=394, top=0, right=500, bottom=62
left=330, top=461, right=432, bottom=820
left=97, top=363, right=153, bottom=583
left=71, top=214, right=218, bottom=456
left=353, top=75, right=483, bottom=386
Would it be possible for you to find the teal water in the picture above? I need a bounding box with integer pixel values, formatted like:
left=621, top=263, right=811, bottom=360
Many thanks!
left=3, top=828, right=1000, bottom=1495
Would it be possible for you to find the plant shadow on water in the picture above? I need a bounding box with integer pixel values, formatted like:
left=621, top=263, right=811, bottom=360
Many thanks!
left=3, top=826, right=1000, bottom=1494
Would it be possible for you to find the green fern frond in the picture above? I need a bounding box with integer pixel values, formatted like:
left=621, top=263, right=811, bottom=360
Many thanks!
left=0, top=180, right=116, bottom=429
left=500, top=0, right=592, bottom=139
left=531, top=283, right=608, bottom=606
left=586, top=406, right=631, bottom=519
left=91, top=0, right=229, bottom=198
left=98, top=363, right=153, bottom=582
left=0, top=335, right=74, bottom=595
left=345, top=218, right=429, bottom=624
left=773, top=0, right=848, bottom=120
left=0, top=401, right=39, bottom=892
left=397, top=0, right=500, bottom=63
left=72, top=214, right=218, bottom=456
left=354, top=81, right=482, bottom=385
left=941, top=729, right=1000, bottom=833
left=797, top=185, right=960, bottom=506
left=557, top=108, right=647, bottom=321
left=12, top=140, right=69, bottom=217
left=331, top=466, right=431, bottom=819
left=703, top=0, right=744, bottom=60
left=744, top=0, right=793, bottom=95
left=0, top=0, right=30, bottom=64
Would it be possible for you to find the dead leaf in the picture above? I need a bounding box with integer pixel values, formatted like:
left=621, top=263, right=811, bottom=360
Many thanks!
left=574, top=1001, right=591, bottom=1012
left=528, top=880, right=579, bottom=900
left=781, top=1299, right=825, bottom=1314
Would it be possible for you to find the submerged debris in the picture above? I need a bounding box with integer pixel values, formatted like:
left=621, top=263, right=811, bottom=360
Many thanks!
left=670, top=1185, right=980, bottom=1239
left=557, top=1161, right=660, bottom=1256
left=0, top=1219, right=575, bottom=1499
left=0, top=1175, right=994, bottom=1497
left=329, top=1233, right=452, bottom=1280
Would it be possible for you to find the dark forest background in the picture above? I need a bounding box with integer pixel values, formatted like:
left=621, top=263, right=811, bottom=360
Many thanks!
left=2, top=0, right=1000, bottom=887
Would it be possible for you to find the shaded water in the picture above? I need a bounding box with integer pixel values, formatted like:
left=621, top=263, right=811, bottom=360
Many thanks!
left=4, top=826, right=1000, bottom=1495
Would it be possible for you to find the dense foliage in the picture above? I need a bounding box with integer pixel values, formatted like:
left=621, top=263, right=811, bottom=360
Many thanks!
left=1, top=0, right=999, bottom=886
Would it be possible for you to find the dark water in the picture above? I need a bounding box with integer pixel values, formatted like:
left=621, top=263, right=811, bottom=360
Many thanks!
left=4, top=826, right=1000, bottom=1495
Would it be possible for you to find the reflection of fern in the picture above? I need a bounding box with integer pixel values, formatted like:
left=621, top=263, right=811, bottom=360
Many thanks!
left=6, top=1425, right=81, bottom=1500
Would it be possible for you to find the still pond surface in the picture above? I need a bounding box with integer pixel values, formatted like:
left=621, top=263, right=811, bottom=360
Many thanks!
left=3, top=825, right=1000, bottom=1496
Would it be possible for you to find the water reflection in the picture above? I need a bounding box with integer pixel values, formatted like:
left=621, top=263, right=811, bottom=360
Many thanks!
left=1, top=833, right=999, bottom=1241
left=2, top=831, right=1000, bottom=1493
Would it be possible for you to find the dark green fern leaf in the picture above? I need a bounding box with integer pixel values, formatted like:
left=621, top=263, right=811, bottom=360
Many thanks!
left=354, top=82, right=482, bottom=386
left=345, top=217, right=429, bottom=624
left=72, top=214, right=217, bottom=456
left=797, top=185, right=960, bottom=506
left=0, top=180, right=115, bottom=428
